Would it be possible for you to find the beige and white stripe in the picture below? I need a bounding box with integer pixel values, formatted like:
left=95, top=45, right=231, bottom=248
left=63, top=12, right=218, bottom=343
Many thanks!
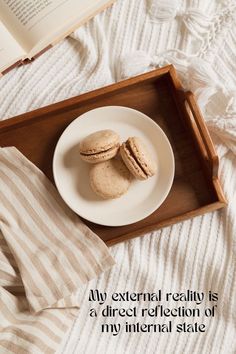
left=0, top=146, right=115, bottom=354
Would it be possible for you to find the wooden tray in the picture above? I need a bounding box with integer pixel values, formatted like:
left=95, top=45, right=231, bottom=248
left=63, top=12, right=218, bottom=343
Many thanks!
left=0, top=66, right=227, bottom=245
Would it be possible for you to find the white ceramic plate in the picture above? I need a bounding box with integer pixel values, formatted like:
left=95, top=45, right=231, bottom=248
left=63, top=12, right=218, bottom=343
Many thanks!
left=53, top=106, right=175, bottom=226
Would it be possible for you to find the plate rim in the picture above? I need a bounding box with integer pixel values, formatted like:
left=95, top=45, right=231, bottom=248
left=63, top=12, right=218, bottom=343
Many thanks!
left=53, top=105, right=175, bottom=226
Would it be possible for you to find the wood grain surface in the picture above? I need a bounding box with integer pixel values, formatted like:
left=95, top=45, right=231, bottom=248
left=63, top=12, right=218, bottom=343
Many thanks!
left=0, top=66, right=227, bottom=245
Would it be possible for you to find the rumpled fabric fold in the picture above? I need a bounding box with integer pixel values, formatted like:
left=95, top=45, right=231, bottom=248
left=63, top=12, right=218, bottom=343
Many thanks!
left=0, top=146, right=115, bottom=353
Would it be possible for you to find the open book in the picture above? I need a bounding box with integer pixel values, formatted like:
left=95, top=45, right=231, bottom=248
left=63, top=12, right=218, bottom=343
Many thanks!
left=0, top=0, right=115, bottom=75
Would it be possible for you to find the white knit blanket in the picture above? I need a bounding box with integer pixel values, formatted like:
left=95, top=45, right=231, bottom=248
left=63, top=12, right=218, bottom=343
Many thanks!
left=0, top=0, right=236, bottom=353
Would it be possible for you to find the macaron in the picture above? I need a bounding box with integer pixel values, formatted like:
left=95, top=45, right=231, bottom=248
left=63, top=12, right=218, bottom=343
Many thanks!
left=79, top=129, right=120, bottom=163
left=120, top=137, right=157, bottom=180
left=89, top=156, right=132, bottom=199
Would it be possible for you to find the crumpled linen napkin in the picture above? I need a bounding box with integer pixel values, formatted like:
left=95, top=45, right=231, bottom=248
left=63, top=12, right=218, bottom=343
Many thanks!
left=0, top=146, right=115, bottom=354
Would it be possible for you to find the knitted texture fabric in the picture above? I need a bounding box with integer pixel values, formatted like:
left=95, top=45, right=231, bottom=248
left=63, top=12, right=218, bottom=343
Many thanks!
left=0, top=0, right=236, bottom=353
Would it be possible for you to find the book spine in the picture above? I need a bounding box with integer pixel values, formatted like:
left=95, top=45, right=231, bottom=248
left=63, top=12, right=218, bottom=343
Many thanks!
left=1, top=0, right=116, bottom=76
left=0, top=45, right=53, bottom=76
left=23, top=45, right=53, bottom=62
left=1, top=60, right=23, bottom=76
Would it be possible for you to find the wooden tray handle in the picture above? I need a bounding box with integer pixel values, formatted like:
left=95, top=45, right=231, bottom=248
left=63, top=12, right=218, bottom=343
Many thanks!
left=184, top=91, right=219, bottom=179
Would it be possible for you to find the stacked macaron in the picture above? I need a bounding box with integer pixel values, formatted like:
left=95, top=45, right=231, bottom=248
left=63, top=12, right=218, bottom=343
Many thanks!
left=79, top=129, right=157, bottom=199
left=120, top=137, right=157, bottom=180
left=79, top=130, right=120, bottom=164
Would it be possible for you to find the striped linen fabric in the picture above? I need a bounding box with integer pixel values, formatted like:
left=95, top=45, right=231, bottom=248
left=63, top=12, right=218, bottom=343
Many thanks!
left=0, top=146, right=115, bottom=354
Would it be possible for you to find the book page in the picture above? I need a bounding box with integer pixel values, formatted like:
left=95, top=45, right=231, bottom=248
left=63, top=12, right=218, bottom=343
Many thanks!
left=0, top=0, right=113, bottom=57
left=0, top=20, right=25, bottom=73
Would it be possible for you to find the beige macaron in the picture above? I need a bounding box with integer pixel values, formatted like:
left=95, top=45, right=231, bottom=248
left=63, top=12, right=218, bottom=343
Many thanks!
left=79, top=129, right=120, bottom=163
left=120, top=137, right=157, bottom=180
left=89, top=155, right=132, bottom=199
